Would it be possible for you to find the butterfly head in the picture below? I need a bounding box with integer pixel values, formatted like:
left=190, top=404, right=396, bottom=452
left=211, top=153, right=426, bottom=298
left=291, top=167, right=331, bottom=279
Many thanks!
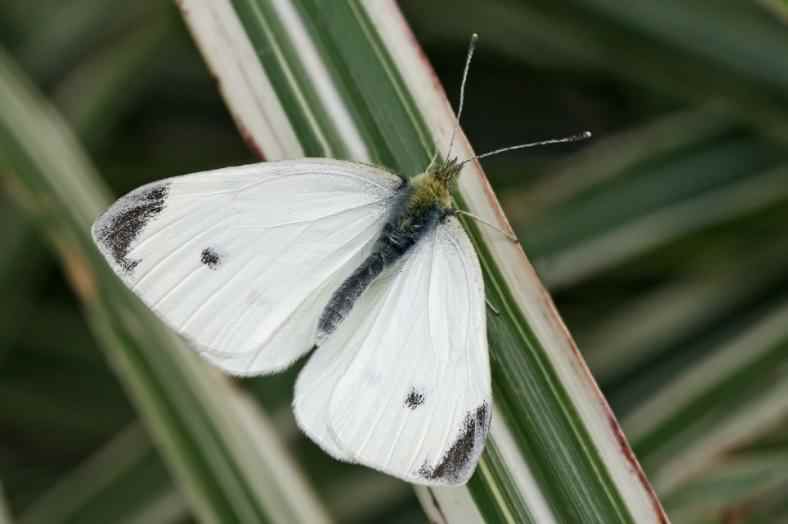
left=429, top=155, right=463, bottom=185
left=410, top=155, right=462, bottom=210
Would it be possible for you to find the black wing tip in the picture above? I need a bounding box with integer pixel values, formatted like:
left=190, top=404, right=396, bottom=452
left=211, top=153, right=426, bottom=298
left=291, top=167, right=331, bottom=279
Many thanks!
left=417, top=402, right=490, bottom=483
left=94, top=181, right=171, bottom=273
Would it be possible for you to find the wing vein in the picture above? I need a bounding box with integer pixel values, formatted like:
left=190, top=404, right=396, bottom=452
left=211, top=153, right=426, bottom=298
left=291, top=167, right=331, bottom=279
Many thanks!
left=405, top=227, right=441, bottom=473
left=131, top=211, right=237, bottom=291
left=188, top=205, right=389, bottom=354
left=237, top=210, right=389, bottom=364
left=200, top=219, right=316, bottom=348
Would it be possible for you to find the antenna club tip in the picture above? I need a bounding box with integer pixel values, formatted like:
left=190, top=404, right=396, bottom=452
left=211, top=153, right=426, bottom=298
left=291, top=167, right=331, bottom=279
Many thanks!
left=582, top=130, right=592, bottom=138
left=471, top=33, right=479, bottom=40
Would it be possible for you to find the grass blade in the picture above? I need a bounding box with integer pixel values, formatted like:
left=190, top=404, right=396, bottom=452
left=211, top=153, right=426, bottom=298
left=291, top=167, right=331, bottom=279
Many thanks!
left=624, top=299, right=788, bottom=493
left=18, top=425, right=185, bottom=524
left=0, top=46, right=330, bottom=524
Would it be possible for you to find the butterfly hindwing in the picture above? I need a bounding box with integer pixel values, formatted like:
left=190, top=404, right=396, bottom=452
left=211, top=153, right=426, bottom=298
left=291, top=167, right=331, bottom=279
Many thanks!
left=92, top=159, right=402, bottom=375
left=294, top=216, right=490, bottom=484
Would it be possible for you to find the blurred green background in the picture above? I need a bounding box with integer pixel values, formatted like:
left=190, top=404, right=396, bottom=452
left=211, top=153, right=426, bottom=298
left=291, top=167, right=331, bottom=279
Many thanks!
left=3, top=1, right=788, bottom=522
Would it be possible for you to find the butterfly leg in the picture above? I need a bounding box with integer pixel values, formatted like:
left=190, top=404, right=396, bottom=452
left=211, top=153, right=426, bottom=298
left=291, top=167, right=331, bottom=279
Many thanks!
left=453, top=209, right=518, bottom=243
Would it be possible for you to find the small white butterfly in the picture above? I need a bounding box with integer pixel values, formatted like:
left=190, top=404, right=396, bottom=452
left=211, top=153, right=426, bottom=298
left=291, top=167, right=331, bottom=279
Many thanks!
left=91, top=35, right=588, bottom=486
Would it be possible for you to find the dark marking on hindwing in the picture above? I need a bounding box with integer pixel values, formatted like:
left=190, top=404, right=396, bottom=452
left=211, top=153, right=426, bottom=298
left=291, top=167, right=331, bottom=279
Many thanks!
left=418, top=402, right=490, bottom=483
left=404, top=387, right=425, bottom=409
left=200, top=247, right=221, bottom=269
left=96, top=182, right=170, bottom=273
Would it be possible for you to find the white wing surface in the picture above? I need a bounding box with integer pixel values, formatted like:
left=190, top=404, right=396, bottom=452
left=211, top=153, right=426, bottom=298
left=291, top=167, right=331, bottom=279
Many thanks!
left=294, top=216, right=490, bottom=484
left=92, top=159, right=401, bottom=375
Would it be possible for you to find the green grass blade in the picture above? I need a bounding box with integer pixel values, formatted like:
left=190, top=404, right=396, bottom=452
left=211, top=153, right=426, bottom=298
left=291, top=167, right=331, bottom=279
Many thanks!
left=624, top=299, right=788, bottom=494
left=503, top=108, right=733, bottom=223
left=178, top=1, right=668, bottom=522
left=584, top=247, right=788, bottom=390
left=519, top=131, right=788, bottom=288
left=18, top=425, right=185, bottom=524
left=403, top=0, right=788, bottom=139
left=663, top=447, right=788, bottom=524
left=0, top=46, right=331, bottom=524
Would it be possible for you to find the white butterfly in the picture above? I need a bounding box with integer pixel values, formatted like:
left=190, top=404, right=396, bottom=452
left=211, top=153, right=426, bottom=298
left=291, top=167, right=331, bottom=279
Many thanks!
left=92, top=154, right=490, bottom=485
left=90, top=33, right=589, bottom=485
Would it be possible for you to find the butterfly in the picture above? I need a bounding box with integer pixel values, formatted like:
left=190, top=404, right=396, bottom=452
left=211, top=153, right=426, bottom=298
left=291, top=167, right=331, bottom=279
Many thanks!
left=90, top=34, right=589, bottom=486
left=93, top=153, right=494, bottom=485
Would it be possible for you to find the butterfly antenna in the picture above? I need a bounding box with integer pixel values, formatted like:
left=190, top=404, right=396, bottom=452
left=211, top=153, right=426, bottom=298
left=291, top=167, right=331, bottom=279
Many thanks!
left=446, top=33, right=479, bottom=159
left=459, top=131, right=592, bottom=167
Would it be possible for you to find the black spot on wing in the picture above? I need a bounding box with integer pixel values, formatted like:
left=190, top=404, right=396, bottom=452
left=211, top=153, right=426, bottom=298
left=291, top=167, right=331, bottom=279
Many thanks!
left=418, top=402, right=490, bottom=483
left=200, top=247, right=221, bottom=269
left=404, top=387, right=425, bottom=409
left=96, top=182, right=170, bottom=273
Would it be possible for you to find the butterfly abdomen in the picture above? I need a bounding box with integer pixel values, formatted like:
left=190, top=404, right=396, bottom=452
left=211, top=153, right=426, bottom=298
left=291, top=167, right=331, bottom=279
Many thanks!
left=316, top=183, right=446, bottom=342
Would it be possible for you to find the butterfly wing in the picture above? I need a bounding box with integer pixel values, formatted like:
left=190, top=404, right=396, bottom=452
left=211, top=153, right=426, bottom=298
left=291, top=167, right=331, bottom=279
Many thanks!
left=293, top=216, right=490, bottom=484
left=92, top=159, right=401, bottom=375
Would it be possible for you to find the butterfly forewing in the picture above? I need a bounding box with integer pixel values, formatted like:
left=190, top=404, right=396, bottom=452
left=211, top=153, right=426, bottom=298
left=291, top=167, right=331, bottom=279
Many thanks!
left=294, top=216, right=490, bottom=485
left=92, top=159, right=401, bottom=375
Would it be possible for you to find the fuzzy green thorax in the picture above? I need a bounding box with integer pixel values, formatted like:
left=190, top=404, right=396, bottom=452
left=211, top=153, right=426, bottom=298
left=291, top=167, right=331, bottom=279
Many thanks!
left=408, top=156, right=462, bottom=211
